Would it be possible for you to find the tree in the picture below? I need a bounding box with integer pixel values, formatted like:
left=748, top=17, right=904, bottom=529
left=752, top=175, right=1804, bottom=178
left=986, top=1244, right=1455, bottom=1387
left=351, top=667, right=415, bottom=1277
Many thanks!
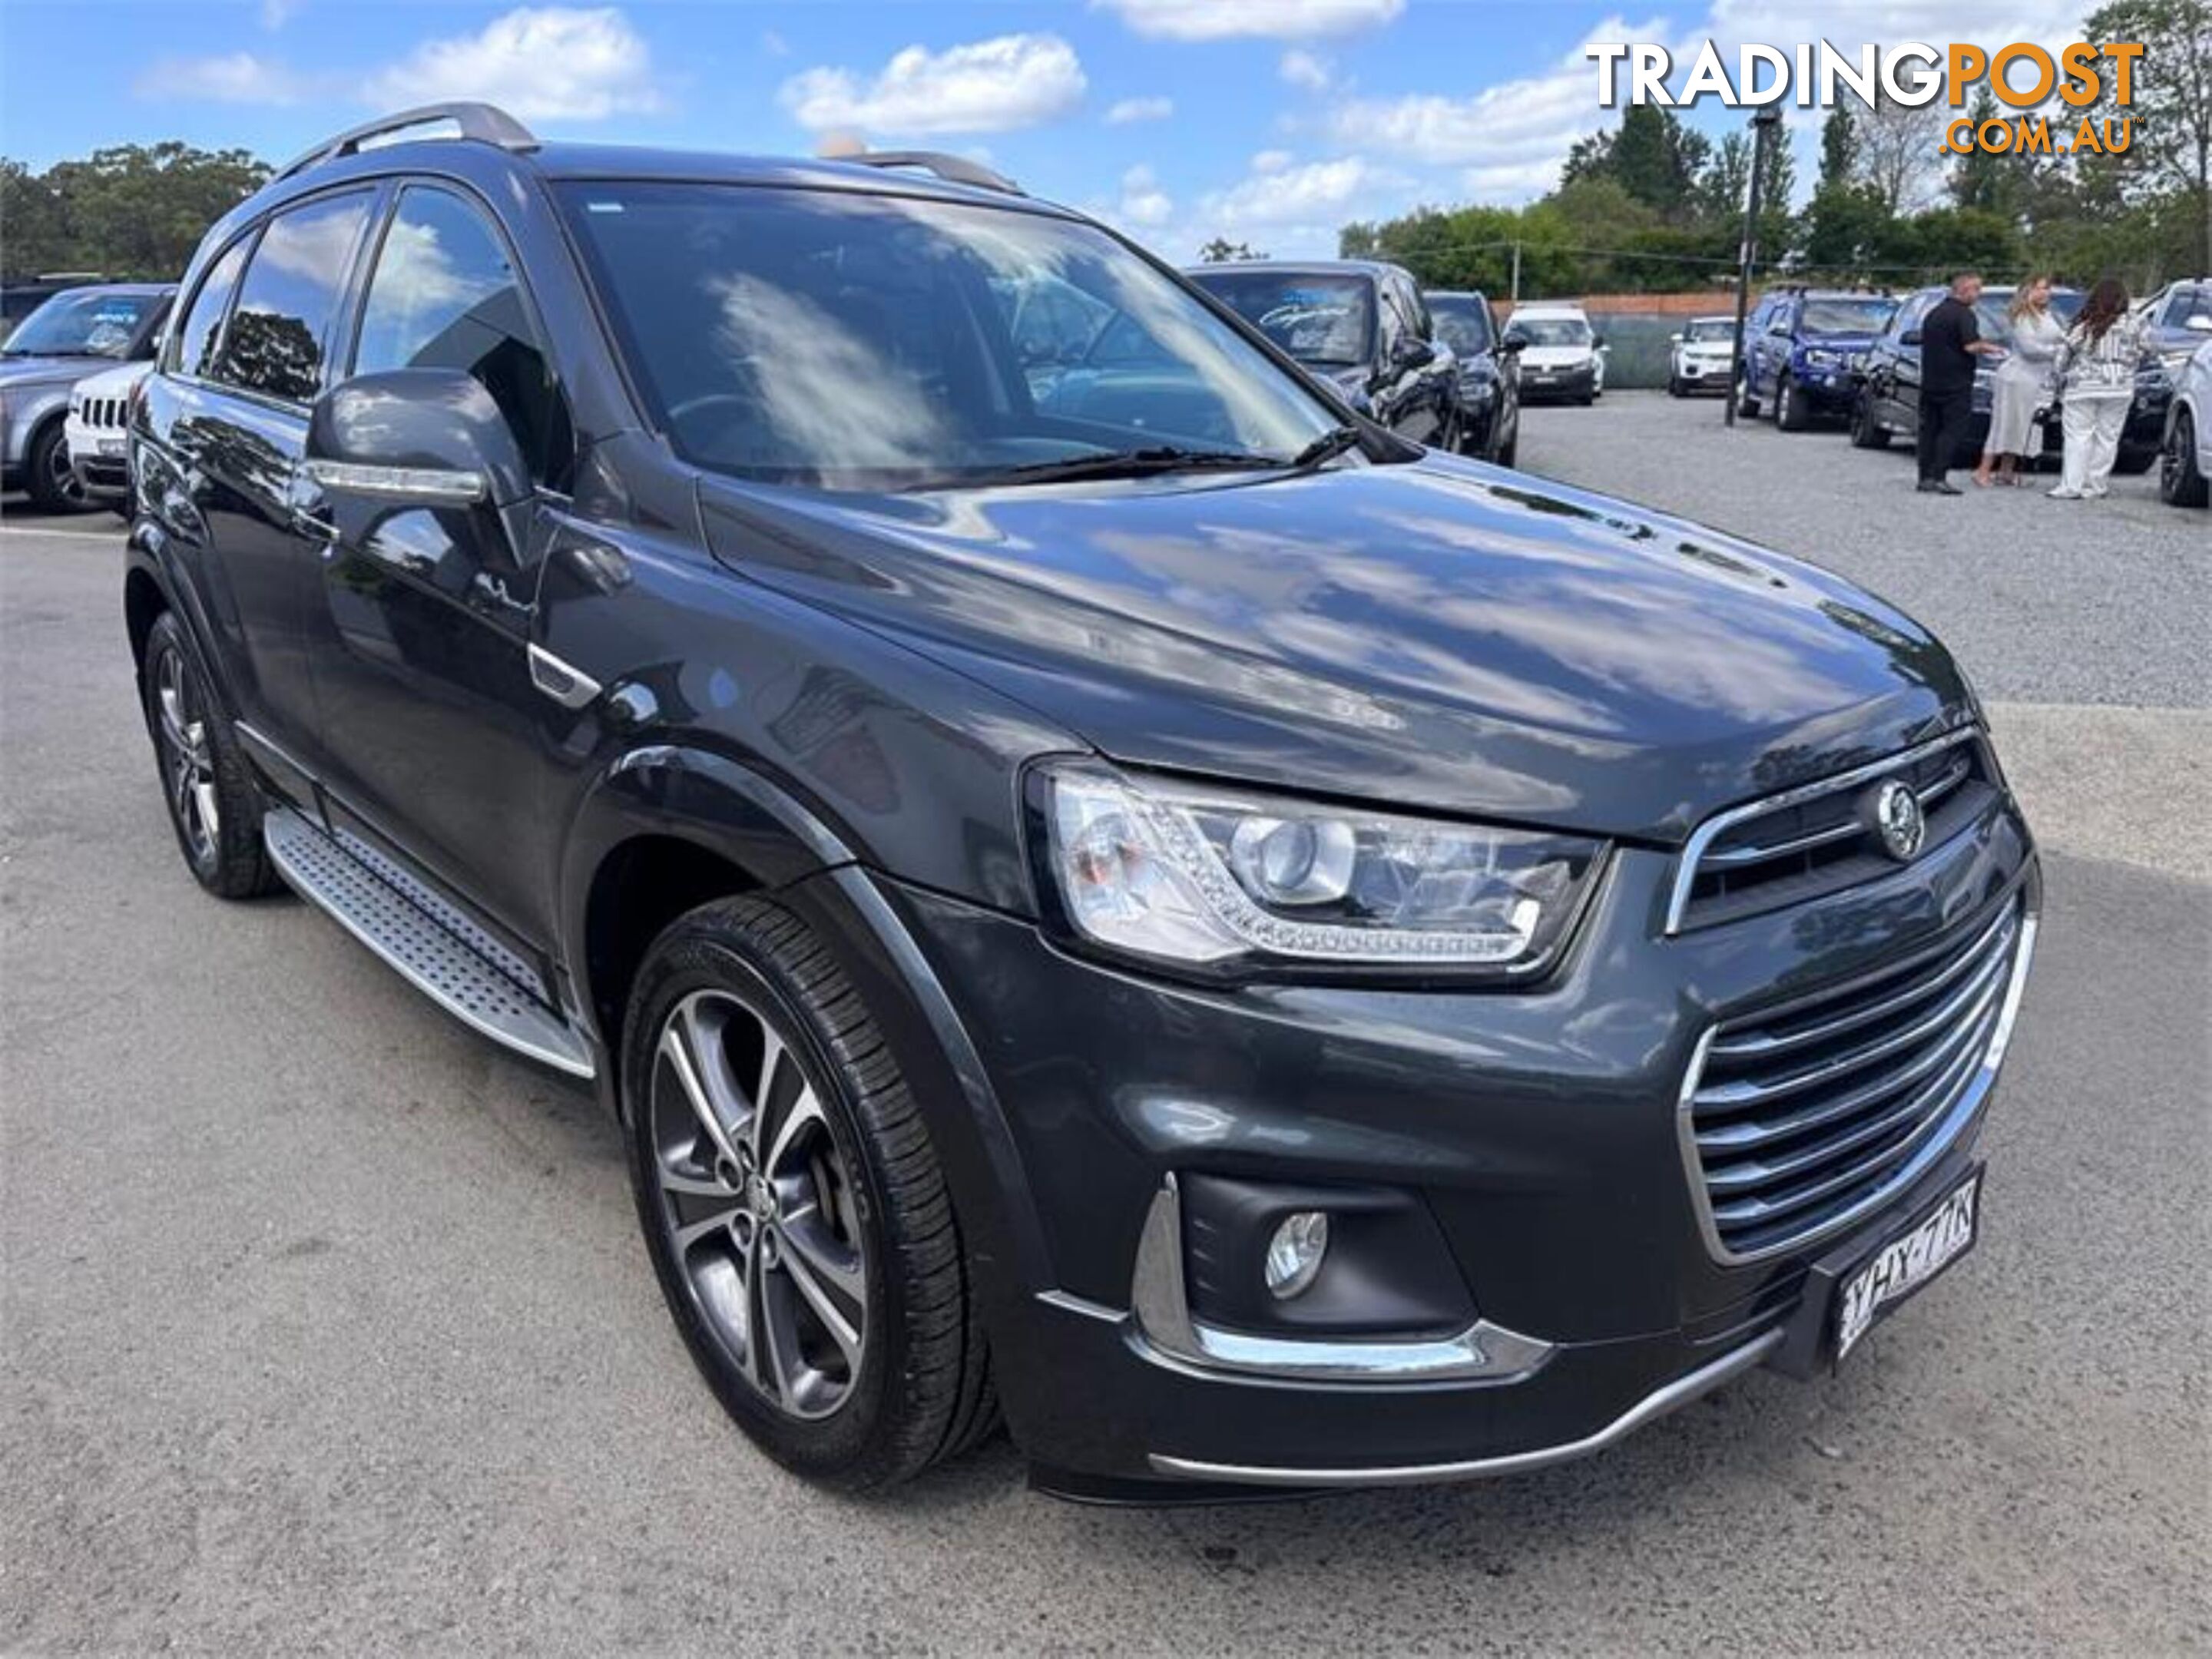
left=1855, top=88, right=1944, bottom=214
left=2083, top=0, right=2212, bottom=272
left=1949, top=84, right=2018, bottom=218
left=1697, top=132, right=1753, bottom=222
left=2, top=143, right=268, bottom=279
left=1197, top=237, right=1262, bottom=262
left=1817, top=105, right=1859, bottom=195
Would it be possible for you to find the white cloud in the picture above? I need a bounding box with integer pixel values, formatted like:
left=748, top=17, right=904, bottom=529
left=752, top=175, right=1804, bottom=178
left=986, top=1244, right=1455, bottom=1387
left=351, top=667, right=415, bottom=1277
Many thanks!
left=1280, top=49, right=1333, bottom=90
left=1098, top=0, right=1403, bottom=41
left=364, top=8, right=664, bottom=120
left=1105, top=94, right=1174, bottom=124
left=1250, top=148, right=1294, bottom=173
left=760, top=28, right=790, bottom=58
left=135, top=51, right=315, bottom=105
left=1116, top=164, right=1175, bottom=225
left=260, top=0, right=300, bottom=28
left=1201, top=154, right=1404, bottom=228
left=780, top=34, right=1086, bottom=136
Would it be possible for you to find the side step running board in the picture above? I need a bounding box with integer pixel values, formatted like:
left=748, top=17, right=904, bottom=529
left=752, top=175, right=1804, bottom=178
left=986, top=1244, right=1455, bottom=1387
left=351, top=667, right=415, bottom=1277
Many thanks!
left=263, top=805, right=595, bottom=1078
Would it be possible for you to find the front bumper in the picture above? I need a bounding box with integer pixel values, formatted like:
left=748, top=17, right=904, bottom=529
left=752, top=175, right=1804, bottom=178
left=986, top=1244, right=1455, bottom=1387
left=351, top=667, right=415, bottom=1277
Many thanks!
left=1520, top=363, right=1598, bottom=400
left=879, top=789, right=2039, bottom=1491
left=1792, top=366, right=1859, bottom=411
left=1674, top=356, right=1731, bottom=389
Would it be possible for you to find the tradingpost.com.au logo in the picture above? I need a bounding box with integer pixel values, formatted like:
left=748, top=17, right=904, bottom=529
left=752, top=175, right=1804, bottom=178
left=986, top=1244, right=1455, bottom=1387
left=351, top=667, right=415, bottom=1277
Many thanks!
left=1588, top=40, right=2144, bottom=158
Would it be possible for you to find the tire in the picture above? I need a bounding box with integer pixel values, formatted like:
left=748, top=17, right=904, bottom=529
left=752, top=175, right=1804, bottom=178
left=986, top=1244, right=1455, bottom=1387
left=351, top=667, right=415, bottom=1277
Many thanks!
left=1575, top=390, right=1595, bottom=407
left=25, top=418, right=94, bottom=513
left=1666, top=376, right=1684, bottom=398
left=1776, top=374, right=1810, bottom=432
left=1735, top=371, right=1760, bottom=419
left=1497, top=423, right=1518, bottom=468
left=2111, top=443, right=2156, bottom=477
left=140, top=611, right=279, bottom=899
left=623, top=896, right=996, bottom=1489
left=1849, top=392, right=1891, bottom=449
left=2161, top=409, right=2209, bottom=506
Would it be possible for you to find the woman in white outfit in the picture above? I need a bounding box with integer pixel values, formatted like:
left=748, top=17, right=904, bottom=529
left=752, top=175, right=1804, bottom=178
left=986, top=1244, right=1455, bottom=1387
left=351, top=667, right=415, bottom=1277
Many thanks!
left=1974, top=274, right=2064, bottom=488
left=2050, top=276, right=2147, bottom=500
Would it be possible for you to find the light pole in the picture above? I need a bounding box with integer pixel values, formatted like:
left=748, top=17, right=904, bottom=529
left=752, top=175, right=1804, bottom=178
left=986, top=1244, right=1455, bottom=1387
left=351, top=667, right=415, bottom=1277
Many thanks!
left=1724, top=103, right=1784, bottom=429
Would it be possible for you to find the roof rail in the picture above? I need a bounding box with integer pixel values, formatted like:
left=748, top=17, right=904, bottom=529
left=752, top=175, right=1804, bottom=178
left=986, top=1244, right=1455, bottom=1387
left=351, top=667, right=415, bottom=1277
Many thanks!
left=274, top=102, right=538, bottom=183
left=841, top=150, right=1022, bottom=197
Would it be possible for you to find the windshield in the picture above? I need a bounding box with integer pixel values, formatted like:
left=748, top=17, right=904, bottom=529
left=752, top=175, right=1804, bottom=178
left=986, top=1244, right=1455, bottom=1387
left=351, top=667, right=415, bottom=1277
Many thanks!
left=1187, top=270, right=1376, bottom=367
left=559, top=184, right=1340, bottom=491
left=1800, top=298, right=1896, bottom=335
left=1510, top=317, right=1591, bottom=348
left=1429, top=297, right=1494, bottom=356
left=1684, top=319, right=1734, bottom=343
left=2, top=290, right=159, bottom=358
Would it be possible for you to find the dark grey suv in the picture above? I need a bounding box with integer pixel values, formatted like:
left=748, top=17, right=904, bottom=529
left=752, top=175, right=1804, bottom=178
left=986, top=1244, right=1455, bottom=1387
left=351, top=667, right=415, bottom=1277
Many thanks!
left=124, top=104, right=2039, bottom=1498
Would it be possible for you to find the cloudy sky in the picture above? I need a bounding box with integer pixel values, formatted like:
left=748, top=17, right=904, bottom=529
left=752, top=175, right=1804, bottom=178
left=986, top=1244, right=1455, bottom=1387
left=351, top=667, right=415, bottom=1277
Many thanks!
left=2, top=0, right=2089, bottom=259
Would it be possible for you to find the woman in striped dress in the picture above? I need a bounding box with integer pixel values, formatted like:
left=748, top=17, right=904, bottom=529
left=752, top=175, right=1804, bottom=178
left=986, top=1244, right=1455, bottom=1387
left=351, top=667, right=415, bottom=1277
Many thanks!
left=2048, top=277, right=2147, bottom=501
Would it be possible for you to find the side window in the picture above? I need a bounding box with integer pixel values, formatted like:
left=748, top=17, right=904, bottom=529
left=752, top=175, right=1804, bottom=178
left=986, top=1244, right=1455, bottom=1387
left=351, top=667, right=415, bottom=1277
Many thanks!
left=353, top=185, right=573, bottom=485
left=173, top=237, right=250, bottom=379
left=214, top=191, right=373, bottom=404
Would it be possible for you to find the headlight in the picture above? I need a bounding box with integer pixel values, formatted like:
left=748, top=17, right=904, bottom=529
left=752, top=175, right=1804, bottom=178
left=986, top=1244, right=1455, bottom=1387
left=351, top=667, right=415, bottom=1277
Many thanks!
left=1036, top=763, right=1603, bottom=976
left=1462, top=377, right=1495, bottom=407
left=1803, top=349, right=1839, bottom=368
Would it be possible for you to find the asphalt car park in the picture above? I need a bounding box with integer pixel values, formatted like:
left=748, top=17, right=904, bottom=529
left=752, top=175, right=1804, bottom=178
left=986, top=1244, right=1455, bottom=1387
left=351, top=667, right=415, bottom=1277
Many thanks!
left=2, top=388, right=2206, bottom=1651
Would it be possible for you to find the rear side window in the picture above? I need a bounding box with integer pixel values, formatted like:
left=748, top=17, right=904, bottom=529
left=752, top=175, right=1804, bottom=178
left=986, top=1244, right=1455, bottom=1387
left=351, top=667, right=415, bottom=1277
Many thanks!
left=174, top=239, right=249, bottom=379
left=214, top=190, right=373, bottom=404
left=353, top=186, right=571, bottom=483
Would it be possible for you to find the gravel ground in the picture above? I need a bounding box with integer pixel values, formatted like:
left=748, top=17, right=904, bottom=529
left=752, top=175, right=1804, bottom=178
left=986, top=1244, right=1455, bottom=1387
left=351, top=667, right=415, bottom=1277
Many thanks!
left=1515, top=391, right=2208, bottom=711
left=2, top=458, right=2208, bottom=1656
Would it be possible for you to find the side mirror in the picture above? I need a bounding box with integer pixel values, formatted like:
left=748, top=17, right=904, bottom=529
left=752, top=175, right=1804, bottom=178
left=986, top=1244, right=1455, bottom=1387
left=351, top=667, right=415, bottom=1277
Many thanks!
left=1499, top=336, right=1525, bottom=355
left=306, top=368, right=528, bottom=511
left=1900, top=329, right=1923, bottom=346
left=1671, top=332, right=1686, bottom=343
left=2186, top=313, right=2212, bottom=333
left=1392, top=336, right=1437, bottom=370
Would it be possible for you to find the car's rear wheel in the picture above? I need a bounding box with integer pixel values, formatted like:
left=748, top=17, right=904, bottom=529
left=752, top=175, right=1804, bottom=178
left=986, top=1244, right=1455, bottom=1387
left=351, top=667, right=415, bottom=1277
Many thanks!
left=141, top=612, right=278, bottom=898
left=624, top=897, right=995, bottom=1488
left=25, top=419, right=94, bottom=513
left=2164, top=409, right=2210, bottom=505
left=1849, top=392, right=1890, bottom=449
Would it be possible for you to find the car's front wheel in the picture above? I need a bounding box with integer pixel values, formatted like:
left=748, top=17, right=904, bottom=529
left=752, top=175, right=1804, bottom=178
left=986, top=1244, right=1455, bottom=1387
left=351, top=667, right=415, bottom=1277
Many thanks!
left=1776, top=374, right=1810, bottom=431
left=1849, top=392, right=1890, bottom=449
left=623, top=897, right=995, bottom=1488
left=2164, top=409, right=2210, bottom=506
left=140, top=612, right=278, bottom=898
left=25, top=419, right=94, bottom=513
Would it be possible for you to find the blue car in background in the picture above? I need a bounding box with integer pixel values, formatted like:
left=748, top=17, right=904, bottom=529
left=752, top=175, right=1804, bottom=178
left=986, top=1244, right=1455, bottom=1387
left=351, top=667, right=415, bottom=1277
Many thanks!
left=1736, top=288, right=1897, bottom=430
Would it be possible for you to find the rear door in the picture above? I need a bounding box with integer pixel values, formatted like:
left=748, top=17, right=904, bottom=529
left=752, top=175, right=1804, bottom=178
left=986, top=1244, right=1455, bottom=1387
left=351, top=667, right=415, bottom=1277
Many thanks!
left=300, top=180, right=577, bottom=945
left=154, top=188, right=379, bottom=777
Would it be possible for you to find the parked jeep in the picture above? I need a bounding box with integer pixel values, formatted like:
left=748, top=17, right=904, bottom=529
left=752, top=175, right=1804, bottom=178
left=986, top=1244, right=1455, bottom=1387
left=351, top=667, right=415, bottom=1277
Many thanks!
left=126, top=105, right=2040, bottom=1498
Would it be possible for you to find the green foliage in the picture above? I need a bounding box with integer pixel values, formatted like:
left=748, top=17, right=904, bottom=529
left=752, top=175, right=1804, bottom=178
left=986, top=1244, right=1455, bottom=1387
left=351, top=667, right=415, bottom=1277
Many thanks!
left=1196, top=237, right=1263, bottom=262
left=2081, top=0, right=2210, bottom=270
left=2, top=144, right=267, bottom=280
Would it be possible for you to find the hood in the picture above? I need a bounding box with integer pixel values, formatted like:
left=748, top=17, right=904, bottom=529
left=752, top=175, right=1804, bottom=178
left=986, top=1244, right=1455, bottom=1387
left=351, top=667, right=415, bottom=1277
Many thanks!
left=68, top=361, right=151, bottom=397
left=1519, top=343, right=1598, bottom=369
left=1796, top=333, right=1879, bottom=356
left=697, top=455, right=1969, bottom=843
left=0, top=354, right=107, bottom=390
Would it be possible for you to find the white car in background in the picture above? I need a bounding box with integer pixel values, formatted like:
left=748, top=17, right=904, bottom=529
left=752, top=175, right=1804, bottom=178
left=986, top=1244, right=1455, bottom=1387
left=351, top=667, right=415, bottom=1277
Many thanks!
left=1667, top=315, right=1737, bottom=397
left=1504, top=303, right=1606, bottom=405
left=2161, top=336, right=2211, bottom=508
left=65, top=360, right=148, bottom=512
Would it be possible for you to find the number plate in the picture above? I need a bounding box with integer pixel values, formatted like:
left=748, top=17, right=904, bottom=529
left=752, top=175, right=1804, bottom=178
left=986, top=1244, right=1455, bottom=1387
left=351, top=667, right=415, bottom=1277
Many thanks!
left=97, top=437, right=127, bottom=457
left=1835, top=1174, right=1979, bottom=1361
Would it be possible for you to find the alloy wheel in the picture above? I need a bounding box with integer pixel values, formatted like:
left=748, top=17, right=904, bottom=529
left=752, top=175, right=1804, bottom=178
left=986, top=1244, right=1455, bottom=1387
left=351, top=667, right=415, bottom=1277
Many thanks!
left=647, top=988, right=869, bottom=1421
left=152, top=644, right=220, bottom=865
left=43, top=433, right=88, bottom=508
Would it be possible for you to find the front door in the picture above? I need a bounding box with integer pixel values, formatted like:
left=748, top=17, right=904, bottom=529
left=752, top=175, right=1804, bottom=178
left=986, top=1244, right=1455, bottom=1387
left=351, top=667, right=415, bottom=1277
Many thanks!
left=300, top=182, right=577, bottom=948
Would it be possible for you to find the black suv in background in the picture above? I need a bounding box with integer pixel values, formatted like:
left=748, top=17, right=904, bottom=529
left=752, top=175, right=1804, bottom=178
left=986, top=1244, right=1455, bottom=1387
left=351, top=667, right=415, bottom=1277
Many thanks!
left=1427, top=289, right=1522, bottom=465
left=1849, top=283, right=2091, bottom=463
left=1185, top=258, right=1460, bottom=449
left=127, top=105, right=2039, bottom=1499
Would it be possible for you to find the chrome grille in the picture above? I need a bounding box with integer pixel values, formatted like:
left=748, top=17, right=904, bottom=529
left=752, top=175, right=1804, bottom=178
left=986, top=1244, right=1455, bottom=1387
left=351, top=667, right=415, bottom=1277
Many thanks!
left=1680, top=894, right=2032, bottom=1261
left=1669, top=728, right=1999, bottom=932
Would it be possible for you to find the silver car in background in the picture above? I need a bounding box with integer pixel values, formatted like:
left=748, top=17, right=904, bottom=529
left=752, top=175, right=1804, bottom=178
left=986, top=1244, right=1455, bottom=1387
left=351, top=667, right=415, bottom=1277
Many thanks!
left=0, top=283, right=172, bottom=511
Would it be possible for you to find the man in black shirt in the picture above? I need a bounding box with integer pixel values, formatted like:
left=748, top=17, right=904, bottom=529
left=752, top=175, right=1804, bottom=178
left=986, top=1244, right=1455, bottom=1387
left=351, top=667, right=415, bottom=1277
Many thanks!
left=1916, top=272, right=1999, bottom=493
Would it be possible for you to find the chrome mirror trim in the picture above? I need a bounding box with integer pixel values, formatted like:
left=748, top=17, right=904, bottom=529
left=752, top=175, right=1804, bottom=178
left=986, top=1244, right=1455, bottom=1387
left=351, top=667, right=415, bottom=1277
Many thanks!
left=1129, top=1174, right=1554, bottom=1384
left=526, top=644, right=603, bottom=711
left=303, top=458, right=487, bottom=504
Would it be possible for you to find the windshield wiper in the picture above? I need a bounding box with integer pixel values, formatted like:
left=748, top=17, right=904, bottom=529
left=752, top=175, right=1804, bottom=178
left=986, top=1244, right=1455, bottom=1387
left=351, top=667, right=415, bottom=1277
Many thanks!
left=1288, top=425, right=1366, bottom=472
left=955, top=445, right=1283, bottom=487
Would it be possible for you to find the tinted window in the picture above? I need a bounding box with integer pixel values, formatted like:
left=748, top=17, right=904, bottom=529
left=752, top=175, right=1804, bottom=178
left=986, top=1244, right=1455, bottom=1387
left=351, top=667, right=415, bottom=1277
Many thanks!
left=1512, top=317, right=1592, bottom=347
left=174, top=240, right=249, bottom=379
left=1430, top=297, right=1494, bottom=354
left=1189, top=270, right=1376, bottom=367
left=560, top=183, right=1338, bottom=490
left=215, top=191, right=372, bottom=403
left=355, top=186, right=571, bottom=482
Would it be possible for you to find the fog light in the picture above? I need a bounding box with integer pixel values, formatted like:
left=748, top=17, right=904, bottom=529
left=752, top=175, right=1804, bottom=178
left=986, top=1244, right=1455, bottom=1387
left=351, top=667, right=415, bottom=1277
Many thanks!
left=1263, top=1211, right=1330, bottom=1300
